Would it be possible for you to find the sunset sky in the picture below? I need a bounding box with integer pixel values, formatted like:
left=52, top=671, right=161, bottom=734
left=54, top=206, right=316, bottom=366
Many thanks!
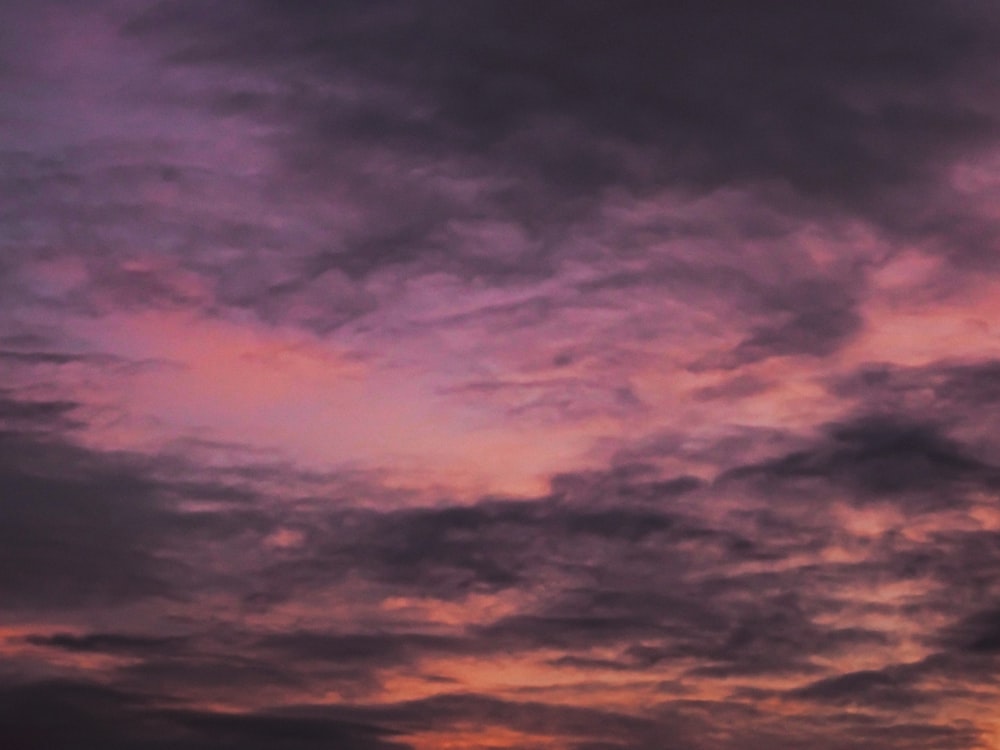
left=4, top=2, right=1000, bottom=748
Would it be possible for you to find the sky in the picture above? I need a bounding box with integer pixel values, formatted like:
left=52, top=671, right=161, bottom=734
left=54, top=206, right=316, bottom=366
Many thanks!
left=3, top=1, right=1000, bottom=748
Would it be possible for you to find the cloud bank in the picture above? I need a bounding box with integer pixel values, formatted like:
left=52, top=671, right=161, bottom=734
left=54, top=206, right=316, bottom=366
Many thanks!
left=4, top=1, right=1000, bottom=748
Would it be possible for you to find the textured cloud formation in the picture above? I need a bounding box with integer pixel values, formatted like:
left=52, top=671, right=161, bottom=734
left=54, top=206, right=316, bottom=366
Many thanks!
left=4, top=2, right=1000, bottom=748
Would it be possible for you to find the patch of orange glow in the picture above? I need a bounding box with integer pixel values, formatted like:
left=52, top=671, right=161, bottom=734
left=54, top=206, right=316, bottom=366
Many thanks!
left=846, top=276, right=1000, bottom=367
left=378, top=591, right=530, bottom=628
left=404, top=726, right=569, bottom=750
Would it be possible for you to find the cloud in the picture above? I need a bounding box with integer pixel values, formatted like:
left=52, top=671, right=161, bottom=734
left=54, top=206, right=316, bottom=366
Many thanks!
left=791, top=667, right=928, bottom=710
left=4, top=2, right=1000, bottom=747
left=0, top=393, right=78, bottom=428
left=939, top=606, right=1000, bottom=654
left=0, top=679, right=409, bottom=750
left=24, top=632, right=188, bottom=656
left=721, top=414, right=998, bottom=508
left=0, top=428, right=181, bottom=609
left=2, top=393, right=1000, bottom=744
left=119, top=0, right=1000, bottom=262
left=127, top=1, right=1000, bottom=199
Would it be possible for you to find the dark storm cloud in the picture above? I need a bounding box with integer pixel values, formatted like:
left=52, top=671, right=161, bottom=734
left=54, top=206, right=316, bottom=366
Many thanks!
left=783, top=641, right=1000, bottom=719
left=251, top=473, right=721, bottom=605
left=0, top=680, right=160, bottom=750
left=0, top=392, right=278, bottom=610
left=726, top=278, right=863, bottom=365
left=288, top=692, right=672, bottom=749
left=940, top=606, right=1000, bottom=654
left=166, top=709, right=408, bottom=750
left=3, top=400, right=999, bottom=745
left=721, top=414, right=998, bottom=508
left=3, top=386, right=992, bottom=710
left=0, top=428, right=180, bottom=608
left=683, top=274, right=867, bottom=370
left=0, top=679, right=720, bottom=750
left=109, top=0, right=1000, bottom=302
left=0, top=2, right=976, bottom=389
left=0, top=0, right=994, bottom=378
left=114, top=649, right=307, bottom=700
left=933, top=361, right=1000, bottom=408
left=829, top=359, right=1000, bottom=445
left=236, top=462, right=891, bottom=682
left=0, top=679, right=409, bottom=750
left=127, top=0, right=1000, bottom=203
left=0, top=350, right=93, bottom=365
left=792, top=667, right=929, bottom=710
left=25, top=632, right=188, bottom=656
left=687, top=612, right=890, bottom=679
left=336, top=690, right=984, bottom=750
left=5, top=2, right=1000, bottom=747
left=0, top=392, right=78, bottom=427
left=511, top=586, right=885, bottom=680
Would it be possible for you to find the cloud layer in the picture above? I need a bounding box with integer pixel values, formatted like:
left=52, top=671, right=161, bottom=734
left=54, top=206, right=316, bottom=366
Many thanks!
left=4, top=1, right=1000, bottom=748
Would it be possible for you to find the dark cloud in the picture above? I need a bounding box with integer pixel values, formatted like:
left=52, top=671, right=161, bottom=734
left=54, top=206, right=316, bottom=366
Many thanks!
left=166, top=709, right=408, bottom=750
left=234, top=462, right=896, bottom=686
left=5, top=1, right=1000, bottom=747
left=933, top=361, right=1000, bottom=408
left=792, top=667, right=928, bottom=710
left=25, top=632, right=188, bottom=656
left=104, top=0, right=1000, bottom=308
left=127, top=0, right=1000, bottom=203
left=0, top=429, right=181, bottom=608
left=721, top=415, right=997, bottom=507
left=0, top=393, right=78, bottom=428
left=0, top=679, right=408, bottom=750
left=0, top=350, right=90, bottom=365
left=0, top=393, right=276, bottom=611
left=940, top=606, right=1000, bottom=654
left=312, top=692, right=666, bottom=749
left=251, top=479, right=713, bottom=603
left=2, top=396, right=999, bottom=745
left=829, top=359, right=1000, bottom=452
left=0, top=680, right=160, bottom=750
left=727, top=278, right=863, bottom=365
